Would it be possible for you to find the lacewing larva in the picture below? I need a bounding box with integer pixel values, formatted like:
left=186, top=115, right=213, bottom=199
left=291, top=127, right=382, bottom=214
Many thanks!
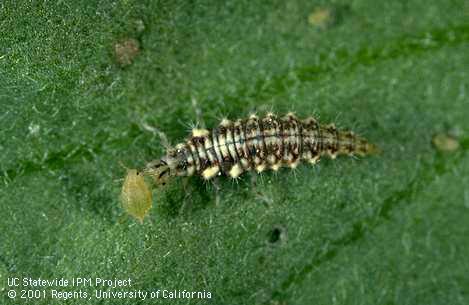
left=121, top=168, right=152, bottom=223
left=121, top=112, right=379, bottom=222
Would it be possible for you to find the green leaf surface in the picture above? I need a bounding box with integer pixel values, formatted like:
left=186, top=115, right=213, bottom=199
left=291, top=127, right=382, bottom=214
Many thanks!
left=1, top=1, right=468, bottom=304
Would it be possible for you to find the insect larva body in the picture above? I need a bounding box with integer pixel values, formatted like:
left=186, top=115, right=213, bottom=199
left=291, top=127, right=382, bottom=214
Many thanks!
left=144, top=113, right=379, bottom=184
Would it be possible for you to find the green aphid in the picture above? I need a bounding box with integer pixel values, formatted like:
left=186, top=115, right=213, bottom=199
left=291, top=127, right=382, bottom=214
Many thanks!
left=121, top=168, right=152, bottom=223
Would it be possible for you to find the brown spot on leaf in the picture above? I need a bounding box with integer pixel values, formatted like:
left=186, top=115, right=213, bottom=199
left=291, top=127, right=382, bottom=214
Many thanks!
left=267, top=225, right=287, bottom=245
left=114, top=38, right=140, bottom=66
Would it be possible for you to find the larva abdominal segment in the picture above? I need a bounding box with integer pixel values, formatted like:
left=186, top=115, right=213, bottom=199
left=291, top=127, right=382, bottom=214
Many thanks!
left=144, top=113, right=379, bottom=186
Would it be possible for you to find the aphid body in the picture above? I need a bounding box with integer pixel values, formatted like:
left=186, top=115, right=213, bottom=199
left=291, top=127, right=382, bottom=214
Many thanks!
left=144, top=113, right=379, bottom=185
left=121, top=169, right=153, bottom=223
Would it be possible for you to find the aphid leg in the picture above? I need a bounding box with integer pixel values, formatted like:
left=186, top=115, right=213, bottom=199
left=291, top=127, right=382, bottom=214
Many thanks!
left=250, top=173, right=273, bottom=207
left=118, top=160, right=129, bottom=170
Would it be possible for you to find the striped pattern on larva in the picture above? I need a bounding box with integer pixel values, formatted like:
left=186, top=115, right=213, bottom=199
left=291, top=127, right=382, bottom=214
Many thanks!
left=143, top=113, right=379, bottom=184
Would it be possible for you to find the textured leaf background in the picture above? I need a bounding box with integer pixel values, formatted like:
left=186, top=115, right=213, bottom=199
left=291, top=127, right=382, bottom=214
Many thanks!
left=1, top=1, right=469, bottom=304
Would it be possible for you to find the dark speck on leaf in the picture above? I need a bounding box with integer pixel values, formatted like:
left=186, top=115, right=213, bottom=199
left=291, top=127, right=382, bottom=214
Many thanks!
left=267, top=226, right=287, bottom=244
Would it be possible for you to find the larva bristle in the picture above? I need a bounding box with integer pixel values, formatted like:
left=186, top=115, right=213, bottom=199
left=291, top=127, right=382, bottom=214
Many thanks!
left=220, top=118, right=232, bottom=127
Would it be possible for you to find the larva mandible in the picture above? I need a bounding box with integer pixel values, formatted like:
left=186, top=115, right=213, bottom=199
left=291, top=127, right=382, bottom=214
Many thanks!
left=121, top=112, right=379, bottom=222
left=143, top=112, right=379, bottom=185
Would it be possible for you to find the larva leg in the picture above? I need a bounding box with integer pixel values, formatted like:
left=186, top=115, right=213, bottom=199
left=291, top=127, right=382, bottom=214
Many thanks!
left=179, top=178, right=193, bottom=214
left=211, top=177, right=222, bottom=206
left=250, top=173, right=273, bottom=207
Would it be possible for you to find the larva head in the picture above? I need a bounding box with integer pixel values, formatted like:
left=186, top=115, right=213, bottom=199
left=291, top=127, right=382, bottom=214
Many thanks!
left=121, top=169, right=153, bottom=223
left=356, top=136, right=382, bottom=156
left=143, top=159, right=172, bottom=186
left=146, top=146, right=191, bottom=179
